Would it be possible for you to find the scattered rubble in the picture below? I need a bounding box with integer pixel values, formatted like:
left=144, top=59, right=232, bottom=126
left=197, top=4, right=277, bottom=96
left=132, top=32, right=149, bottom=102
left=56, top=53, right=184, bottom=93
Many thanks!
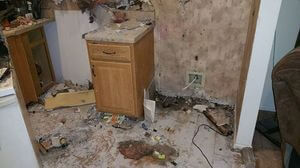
left=165, top=127, right=175, bottom=134
left=0, top=67, right=10, bottom=80
left=85, top=105, right=136, bottom=129
left=118, top=140, right=177, bottom=162
left=27, top=87, right=236, bottom=166
left=141, top=122, right=148, bottom=130
left=153, top=151, right=166, bottom=160
left=28, top=91, right=238, bottom=167
left=203, top=108, right=233, bottom=136
left=144, top=132, right=151, bottom=137
left=75, top=0, right=154, bottom=23
left=193, top=104, right=208, bottom=113
left=27, top=103, right=45, bottom=113
left=38, top=133, right=68, bottom=154
left=170, top=160, right=178, bottom=166
left=112, top=11, right=128, bottom=23
left=85, top=105, right=102, bottom=126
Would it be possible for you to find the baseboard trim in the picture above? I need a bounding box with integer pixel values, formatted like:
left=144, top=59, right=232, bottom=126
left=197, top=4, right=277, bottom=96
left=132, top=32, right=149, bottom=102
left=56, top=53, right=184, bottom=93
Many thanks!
left=234, top=143, right=252, bottom=150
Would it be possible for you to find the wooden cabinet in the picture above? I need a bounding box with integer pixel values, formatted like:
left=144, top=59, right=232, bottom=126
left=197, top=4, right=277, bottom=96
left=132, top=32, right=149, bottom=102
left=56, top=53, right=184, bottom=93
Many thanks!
left=86, top=30, right=154, bottom=118
left=7, top=27, right=55, bottom=104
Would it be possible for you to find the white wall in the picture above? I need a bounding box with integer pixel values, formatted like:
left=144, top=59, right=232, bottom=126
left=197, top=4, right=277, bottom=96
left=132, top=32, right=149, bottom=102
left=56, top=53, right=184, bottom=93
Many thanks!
left=234, top=0, right=282, bottom=149
left=260, top=0, right=300, bottom=112
left=44, top=10, right=99, bottom=85
left=44, top=21, right=63, bottom=82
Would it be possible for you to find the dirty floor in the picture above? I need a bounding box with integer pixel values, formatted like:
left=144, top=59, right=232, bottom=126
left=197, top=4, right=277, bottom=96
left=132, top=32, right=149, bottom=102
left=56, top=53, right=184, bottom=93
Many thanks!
left=29, top=103, right=243, bottom=168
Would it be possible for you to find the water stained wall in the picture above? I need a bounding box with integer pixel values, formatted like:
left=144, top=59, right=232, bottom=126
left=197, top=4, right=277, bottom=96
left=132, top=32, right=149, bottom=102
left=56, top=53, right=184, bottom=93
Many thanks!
left=152, top=0, right=252, bottom=104
left=43, top=0, right=252, bottom=105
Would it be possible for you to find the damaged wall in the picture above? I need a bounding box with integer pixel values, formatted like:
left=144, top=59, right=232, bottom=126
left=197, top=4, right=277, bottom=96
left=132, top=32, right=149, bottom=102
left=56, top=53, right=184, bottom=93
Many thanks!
left=152, top=0, right=252, bottom=104
left=43, top=0, right=252, bottom=104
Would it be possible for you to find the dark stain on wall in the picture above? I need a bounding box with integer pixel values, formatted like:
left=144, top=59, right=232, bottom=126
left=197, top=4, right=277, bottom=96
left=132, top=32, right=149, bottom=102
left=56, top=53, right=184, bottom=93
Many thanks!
left=152, top=0, right=252, bottom=104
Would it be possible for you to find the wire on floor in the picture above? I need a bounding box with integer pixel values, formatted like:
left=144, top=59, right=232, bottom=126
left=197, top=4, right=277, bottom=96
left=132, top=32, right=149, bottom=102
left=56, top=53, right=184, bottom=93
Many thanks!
left=192, top=123, right=226, bottom=168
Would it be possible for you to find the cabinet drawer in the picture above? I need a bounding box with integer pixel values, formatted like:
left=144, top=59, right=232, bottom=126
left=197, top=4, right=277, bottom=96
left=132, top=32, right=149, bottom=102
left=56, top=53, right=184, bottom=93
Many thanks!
left=88, top=43, right=131, bottom=62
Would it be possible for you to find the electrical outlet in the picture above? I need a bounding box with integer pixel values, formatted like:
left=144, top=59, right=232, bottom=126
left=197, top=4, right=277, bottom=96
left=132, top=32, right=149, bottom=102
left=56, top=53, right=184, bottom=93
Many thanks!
left=186, top=72, right=205, bottom=88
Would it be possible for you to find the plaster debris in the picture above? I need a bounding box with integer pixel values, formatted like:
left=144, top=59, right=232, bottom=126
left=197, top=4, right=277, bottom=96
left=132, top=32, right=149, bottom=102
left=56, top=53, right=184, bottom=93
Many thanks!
left=209, top=103, right=216, bottom=109
left=38, top=133, right=68, bottom=154
left=153, top=151, right=166, bottom=160
left=193, top=104, right=208, bottom=113
left=186, top=109, right=192, bottom=114
left=142, top=122, right=149, bottom=130
left=112, top=11, right=128, bottom=23
left=203, top=108, right=233, bottom=136
left=28, top=103, right=45, bottom=113
left=144, top=98, right=156, bottom=123
left=28, top=92, right=240, bottom=167
left=112, top=122, right=133, bottom=130
left=0, top=67, right=9, bottom=80
left=118, top=140, right=177, bottom=162
left=165, top=127, right=175, bottom=134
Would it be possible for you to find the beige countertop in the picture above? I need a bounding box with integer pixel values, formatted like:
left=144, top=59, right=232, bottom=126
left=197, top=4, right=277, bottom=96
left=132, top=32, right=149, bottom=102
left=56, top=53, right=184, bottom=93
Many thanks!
left=84, top=20, right=154, bottom=44
left=3, top=18, right=54, bottom=38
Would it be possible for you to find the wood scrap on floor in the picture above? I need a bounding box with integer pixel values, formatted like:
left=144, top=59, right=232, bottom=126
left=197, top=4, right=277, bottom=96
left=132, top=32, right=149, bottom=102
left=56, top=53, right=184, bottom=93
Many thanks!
left=203, top=108, right=233, bottom=136
left=38, top=133, right=68, bottom=154
left=45, top=90, right=95, bottom=110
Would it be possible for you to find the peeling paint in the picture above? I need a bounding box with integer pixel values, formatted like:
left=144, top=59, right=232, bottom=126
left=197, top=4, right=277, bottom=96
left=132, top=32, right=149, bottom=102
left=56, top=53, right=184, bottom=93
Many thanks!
left=152, top=0, right=252, bottom=104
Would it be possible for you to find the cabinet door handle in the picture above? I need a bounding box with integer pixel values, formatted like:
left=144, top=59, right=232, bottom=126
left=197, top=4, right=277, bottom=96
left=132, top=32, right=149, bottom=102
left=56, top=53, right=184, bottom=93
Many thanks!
left=91, top=66, right=96, bottom=77
left=103, top=51, right=116, bottom=55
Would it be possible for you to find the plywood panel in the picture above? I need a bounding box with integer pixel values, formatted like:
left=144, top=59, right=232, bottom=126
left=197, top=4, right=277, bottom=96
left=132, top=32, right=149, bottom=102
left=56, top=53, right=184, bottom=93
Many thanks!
left=45, top=90, right=95, bottom=110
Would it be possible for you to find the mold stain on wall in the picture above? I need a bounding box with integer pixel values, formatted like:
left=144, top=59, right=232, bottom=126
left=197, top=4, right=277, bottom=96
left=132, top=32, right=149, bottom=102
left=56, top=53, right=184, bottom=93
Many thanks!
left=152, top=0, right=252, bottom=104
left=43, top=0, right=252, bottom=105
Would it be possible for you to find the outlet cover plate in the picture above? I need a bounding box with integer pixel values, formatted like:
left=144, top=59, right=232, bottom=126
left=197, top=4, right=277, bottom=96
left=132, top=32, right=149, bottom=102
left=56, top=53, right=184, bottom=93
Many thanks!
left=186, top=72, right=205, bottom=88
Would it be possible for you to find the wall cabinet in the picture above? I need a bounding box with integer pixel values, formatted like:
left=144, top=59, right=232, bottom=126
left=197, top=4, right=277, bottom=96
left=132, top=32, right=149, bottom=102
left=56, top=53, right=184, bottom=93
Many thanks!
left=7, top=27, right=55, bottom=104
left=86, top=30, right=154, bottom=118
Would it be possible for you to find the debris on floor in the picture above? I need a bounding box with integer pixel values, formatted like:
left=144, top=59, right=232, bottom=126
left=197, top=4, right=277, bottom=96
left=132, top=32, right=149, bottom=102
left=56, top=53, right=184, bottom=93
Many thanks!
left=144, top=98, right=156, bottom=123
left=203, top=108, right=233, bottom=136
left=28, top=90, right=241, bottom=167
left=118, top=140, right=177, bottom=162
left=85, top=105, right=136, bottom=130
left=84, top=105, right=102, bottom=127
left=27, top=103, right=45, bottom=113
left=38, top=133, right=68, bottom=154
left=112, top=11, right=128, bottom=23
left=0, top=67, right=10, bottom=80
left=193, top=104, right=208, bottom=113
left=45, top=90, right=95, bottom=110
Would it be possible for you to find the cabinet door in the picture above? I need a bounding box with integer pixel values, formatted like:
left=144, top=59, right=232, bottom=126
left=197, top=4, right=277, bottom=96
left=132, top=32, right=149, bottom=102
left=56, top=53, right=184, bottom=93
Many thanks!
left=91, top=61, right=135, bottom=116
left=31, top=43, right=53, bottom=89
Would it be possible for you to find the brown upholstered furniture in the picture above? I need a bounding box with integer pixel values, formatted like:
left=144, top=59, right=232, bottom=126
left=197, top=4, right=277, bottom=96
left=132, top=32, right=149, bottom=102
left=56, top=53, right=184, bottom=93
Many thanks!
left=272, top=47, right=300, bottom=157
